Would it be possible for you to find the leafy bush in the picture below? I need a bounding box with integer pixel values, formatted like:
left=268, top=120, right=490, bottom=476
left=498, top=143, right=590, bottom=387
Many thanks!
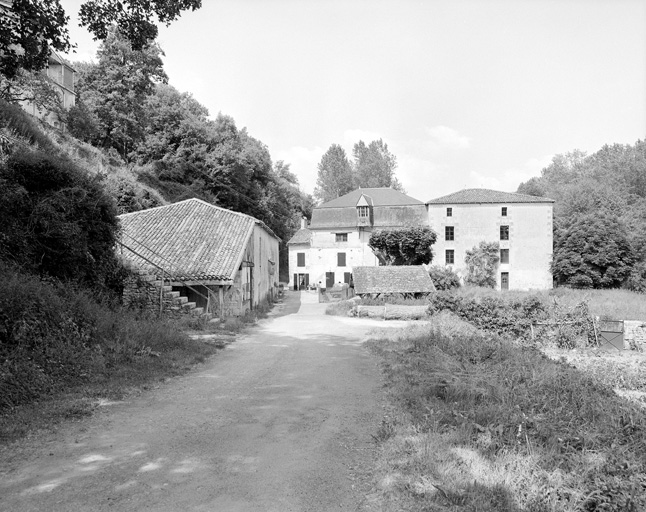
left=0, top=148, right=122, bottom=290
left=624, top=261, right=646, bottom=293
left=464, top=241, right=499, bottom=288
left=428, top=265, right=461, bottom=290
left=0, top=263, right=215, bottom=411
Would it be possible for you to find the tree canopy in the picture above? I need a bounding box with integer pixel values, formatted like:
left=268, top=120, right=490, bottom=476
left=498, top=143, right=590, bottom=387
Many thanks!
left=314, top=144, right=354, bottom=203
left=368, top=227, right=436, bottom=266
left=0, top=0, right=201, bottom=80
left=314, top=138, right=404, bottom=203
left=518, top=140, right=646, bottom=289
left=552, top=212, right=635, bottom=289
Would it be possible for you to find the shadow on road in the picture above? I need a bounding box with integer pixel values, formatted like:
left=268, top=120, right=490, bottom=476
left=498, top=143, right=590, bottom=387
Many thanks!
left=267, top=289, right=302, bottom=319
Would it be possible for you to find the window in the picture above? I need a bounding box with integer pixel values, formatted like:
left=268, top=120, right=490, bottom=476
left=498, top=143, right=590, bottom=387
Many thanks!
left=500, top=225, right=509, bottom=241
left=337, top=252, right=346, bottom=267
left=297, top=252, right=305, bottom=267
left=445, top=249, right=454, bottom=264
left=501, top=206, right=508, bottom=217
left=335, top=233, right=348, bottom=242
left=358, top=206, right=369, bottom=218
left=445, top=226, right=454, bottom=241
left=500, top=249, right=509, bottom=264
left=446, top=207, right=452, bottom=217
left=501, top=272, right=509, bottom=290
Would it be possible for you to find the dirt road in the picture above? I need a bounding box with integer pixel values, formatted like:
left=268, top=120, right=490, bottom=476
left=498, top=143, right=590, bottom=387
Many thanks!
left=0, top=291, right=397, bottom=511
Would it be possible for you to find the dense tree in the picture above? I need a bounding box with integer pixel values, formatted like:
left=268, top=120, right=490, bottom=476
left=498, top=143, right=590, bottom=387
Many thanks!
left=0, top=0, right=71, bottom=79
left=79, top=0, right=202, bottom=50
left=368, top=227, right=436, bottom=266
left=353, top=139, right=403, bottom=191
left=464, top=241, right=500, bottom=288
left=0, top=0, right=200, bottom=80
left=0, top=148, right=120, bottom=288
left=314, top=144, right=354, bottom=203
left=73, top=28, right=167, bottom=160
left=428, top=265, right=461, bottom=290
left=0, top=69, right=62, bottom=111
left=552, top=212, right=635, bottom=288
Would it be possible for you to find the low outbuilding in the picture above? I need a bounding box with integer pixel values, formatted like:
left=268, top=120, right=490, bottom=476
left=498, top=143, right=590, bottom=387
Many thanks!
left=352, top=266, right=435, bottom=299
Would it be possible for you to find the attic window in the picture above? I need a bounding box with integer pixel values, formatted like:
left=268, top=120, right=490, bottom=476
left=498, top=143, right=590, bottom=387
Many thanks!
left=335, top=233, right=348, bottom=242
left=357, top=206, right=369, bottom=218
left=447, top=207, right=452, bottom=217
left=502, top=206, right=508, bottom=217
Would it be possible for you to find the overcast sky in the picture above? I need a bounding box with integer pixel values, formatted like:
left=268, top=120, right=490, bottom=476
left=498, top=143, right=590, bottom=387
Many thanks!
left=60, top=0, right=646, bottom=201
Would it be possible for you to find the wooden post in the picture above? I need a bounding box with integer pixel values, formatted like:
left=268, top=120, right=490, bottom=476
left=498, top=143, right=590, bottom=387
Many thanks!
left=218, top=287, right=224, bottom=322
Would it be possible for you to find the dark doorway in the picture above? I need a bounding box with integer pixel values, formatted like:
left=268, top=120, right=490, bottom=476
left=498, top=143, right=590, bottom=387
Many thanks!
left=344, top=272, right=352, bottom=285
left=326, top=272, right=335, bottom=288
left=501, top=272, right=509, bottom=290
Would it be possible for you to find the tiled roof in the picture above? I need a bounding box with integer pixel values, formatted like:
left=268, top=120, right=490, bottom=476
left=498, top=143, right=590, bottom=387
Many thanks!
left=353, top=266, right=436, bottom=295
left=318, top=188, right=423, bottom=208
left=310, top=203, right=427, bottom=230
left=427, top=188, right=554, bottom=204
left=118, top=199, right=274, bottom=281
left=287, top=228, right=312, bottom=245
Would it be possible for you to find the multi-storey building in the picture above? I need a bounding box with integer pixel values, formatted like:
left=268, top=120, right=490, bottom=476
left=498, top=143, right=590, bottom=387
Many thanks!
left=426, top=189, right=554, bottom=290
left=287, top=188, right=426, bottom=290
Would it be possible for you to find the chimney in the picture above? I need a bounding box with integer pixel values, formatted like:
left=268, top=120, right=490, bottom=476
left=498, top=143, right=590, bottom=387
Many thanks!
left=301, top=217, right=307, bottom=229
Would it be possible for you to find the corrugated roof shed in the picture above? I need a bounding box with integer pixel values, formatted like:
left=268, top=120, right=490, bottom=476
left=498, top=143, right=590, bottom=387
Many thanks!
left=318, top=188, right=423, bottom=208
left=426, top=188, right=554, bottom=204
left=287, top=228, right=312, bottom=245
left=353, top=266, right=436, bottom=295
left=118, top=198, right=276, bottom=281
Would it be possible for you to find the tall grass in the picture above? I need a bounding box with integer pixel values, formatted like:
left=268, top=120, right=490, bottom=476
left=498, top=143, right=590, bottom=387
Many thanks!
left=0, top=265, right=219, bottom=442
left=366, top=313, right=646, bottom=511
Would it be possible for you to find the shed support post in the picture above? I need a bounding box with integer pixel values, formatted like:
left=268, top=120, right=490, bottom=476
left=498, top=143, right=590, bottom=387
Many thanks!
left=218, top=287, right=224, bottom=322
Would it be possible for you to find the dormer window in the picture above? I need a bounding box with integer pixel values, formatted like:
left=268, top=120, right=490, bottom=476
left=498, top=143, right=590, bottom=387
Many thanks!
left=358, top=206, right=369, bottom=219
left=356, top=194, right=373, bottom=227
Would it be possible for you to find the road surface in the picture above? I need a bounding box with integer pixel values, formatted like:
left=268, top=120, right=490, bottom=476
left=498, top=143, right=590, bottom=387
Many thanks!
left=0, top=291, right=398, bottom=511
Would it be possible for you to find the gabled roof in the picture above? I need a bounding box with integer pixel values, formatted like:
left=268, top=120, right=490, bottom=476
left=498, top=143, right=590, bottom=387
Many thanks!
left=353, top=266, right=436, bottom=295
left=118, top=198, right=277, bottom=281
left=318, top=188, right=423, bottom=208
left=287, top=228, right=312, bottom=245
left=426, top=188, right=554, bottom=204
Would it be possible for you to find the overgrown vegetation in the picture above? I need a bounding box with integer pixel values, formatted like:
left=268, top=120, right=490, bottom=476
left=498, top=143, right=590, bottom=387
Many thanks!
left=428, top=265, right=461, bottom=290
left=366, top=314, right=646, bottom=511
left=464, top=241, right=500, bottom=288
left=0, top=263, right=218, bottom=442
left=519, top=141, right=646, bottom=290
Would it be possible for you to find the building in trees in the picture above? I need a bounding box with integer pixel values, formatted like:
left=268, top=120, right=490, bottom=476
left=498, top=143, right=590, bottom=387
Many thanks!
left=287, top=187, right=426, bottom=290
left=426, top=189, right=554, bottom=290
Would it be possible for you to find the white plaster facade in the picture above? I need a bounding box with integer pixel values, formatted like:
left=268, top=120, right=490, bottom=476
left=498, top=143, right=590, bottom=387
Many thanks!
left=287, top=188, right=426, bottom=290
left=427, top=192, right=554, bottom=290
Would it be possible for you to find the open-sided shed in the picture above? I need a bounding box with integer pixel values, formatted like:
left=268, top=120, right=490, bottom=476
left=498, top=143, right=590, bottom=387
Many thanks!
left=352, top=266, right=435, bottom=298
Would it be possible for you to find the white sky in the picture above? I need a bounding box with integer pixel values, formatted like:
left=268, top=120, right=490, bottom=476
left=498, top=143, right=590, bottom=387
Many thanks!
left=60, top=0, right=646, bottom=201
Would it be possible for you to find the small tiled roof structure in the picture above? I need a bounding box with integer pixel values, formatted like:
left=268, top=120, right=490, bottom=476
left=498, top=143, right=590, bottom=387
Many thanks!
left=319, top=188, right=423, bottom=209
left=352, top=266, right=436, bottom=296
left=426, top=188, right=554, bottom=204
left=287, top=228, right=312, bottom=245
left=118, top=198, right=279, bottom=281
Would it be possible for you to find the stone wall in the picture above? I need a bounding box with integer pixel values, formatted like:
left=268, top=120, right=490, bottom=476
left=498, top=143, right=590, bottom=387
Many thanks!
left=122, top=273, right=182, bottom=317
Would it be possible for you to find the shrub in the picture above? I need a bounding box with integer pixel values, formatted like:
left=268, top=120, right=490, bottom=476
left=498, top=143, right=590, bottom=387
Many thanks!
left=0, top=263, right=214, bottom=411
left=428, top=265, right=461, bottom=290
left=0, top=148, right=122, bottom=291
left=464, top=241, right=500, bottom=288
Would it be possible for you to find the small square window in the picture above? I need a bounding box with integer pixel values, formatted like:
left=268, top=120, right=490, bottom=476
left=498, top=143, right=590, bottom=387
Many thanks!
left=297, top=252, right=305, bottom=267
left=500, top=249, right=509, bottom=264
left=501, top=206, right=507, bottom=217
left=445, top=249, right=454, bottom=264
left=500, top=225, right=509, bottom=241
left=335, top=233, right=348, bottom=242
left=337, top=252, right=346, bottom=267
left=445, top=226, right=454, bottom=241
left=446, top=207, right=452, bottom=217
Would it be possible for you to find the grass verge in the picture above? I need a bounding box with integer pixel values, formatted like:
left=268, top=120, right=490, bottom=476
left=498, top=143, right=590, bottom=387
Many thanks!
left=0, top=266, right=221, bottom=445
left=365, top=312, right=646, bottom=511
